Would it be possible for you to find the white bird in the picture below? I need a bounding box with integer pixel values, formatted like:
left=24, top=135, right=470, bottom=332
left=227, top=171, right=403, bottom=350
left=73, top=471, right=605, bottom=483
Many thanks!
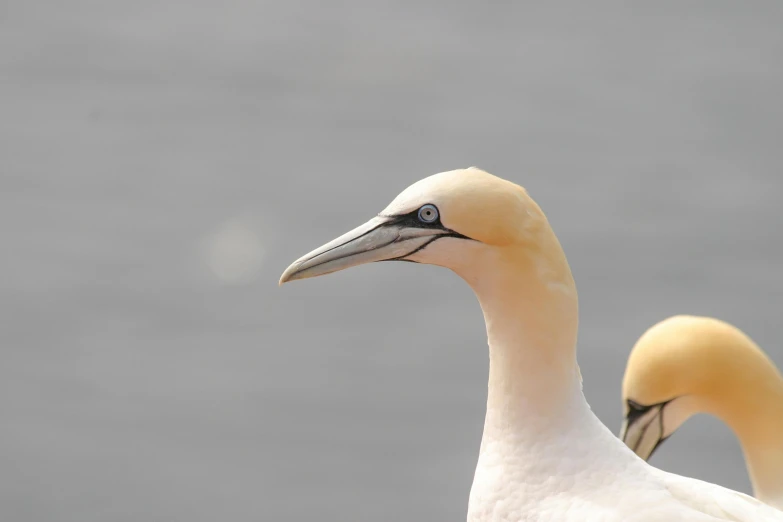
left=280, top=168, right=782, bottom=521
left=620, top=315, right=783, bottom=510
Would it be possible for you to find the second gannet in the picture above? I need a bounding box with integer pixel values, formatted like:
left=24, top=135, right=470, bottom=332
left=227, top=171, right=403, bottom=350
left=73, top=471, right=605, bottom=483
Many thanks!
left=620, top=315, right=783, bottom=510
left=280, top=167, right=782, bottom=521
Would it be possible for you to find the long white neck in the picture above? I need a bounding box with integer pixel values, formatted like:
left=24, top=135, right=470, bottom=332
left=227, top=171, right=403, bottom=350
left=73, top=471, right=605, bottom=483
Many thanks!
left=456, top=243, right=636, bottom=518
left=475, top=261, right=584, bottom=447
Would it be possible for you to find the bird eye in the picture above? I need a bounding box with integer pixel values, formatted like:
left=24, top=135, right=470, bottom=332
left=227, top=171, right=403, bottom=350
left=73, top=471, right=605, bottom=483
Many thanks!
left=417, top=204, right=439, bottom=223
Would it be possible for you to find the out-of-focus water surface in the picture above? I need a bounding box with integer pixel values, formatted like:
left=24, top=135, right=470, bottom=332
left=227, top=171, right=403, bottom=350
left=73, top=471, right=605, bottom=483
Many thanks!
left=1, top=2, right=782, bottom=521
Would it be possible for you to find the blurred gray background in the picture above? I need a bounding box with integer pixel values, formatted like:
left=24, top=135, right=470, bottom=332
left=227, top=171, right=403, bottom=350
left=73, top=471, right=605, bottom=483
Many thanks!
left=1, top=1, right=782, bottom=521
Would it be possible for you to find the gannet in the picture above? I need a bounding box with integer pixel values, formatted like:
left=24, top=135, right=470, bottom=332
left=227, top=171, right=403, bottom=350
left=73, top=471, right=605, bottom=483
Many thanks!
left=279, top=168, right=782, bottom=521
left=620, top=314, right=783, bottom=510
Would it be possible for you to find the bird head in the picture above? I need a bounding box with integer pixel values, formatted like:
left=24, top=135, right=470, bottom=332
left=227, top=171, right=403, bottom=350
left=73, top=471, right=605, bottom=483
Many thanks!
left=279, top=167, right=571, bottom=294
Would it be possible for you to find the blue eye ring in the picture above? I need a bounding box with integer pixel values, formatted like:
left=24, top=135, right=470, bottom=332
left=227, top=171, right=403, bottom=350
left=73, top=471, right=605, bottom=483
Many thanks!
left=417, top=204, right=439, bottom=223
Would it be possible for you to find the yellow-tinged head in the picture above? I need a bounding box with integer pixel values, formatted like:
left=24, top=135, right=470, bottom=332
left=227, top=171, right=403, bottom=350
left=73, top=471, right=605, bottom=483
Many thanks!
left=620, top=315, right=783, bottom=462
left=378, top=167, right=542, bottom=247
left=279, top=167, right=580, bottom=383
left=279, top=167, right=572, bottom=294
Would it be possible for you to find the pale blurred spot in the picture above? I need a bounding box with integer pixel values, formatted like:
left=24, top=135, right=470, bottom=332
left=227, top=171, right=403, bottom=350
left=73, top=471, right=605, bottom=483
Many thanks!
left=202, top=218, right=267, bottom=285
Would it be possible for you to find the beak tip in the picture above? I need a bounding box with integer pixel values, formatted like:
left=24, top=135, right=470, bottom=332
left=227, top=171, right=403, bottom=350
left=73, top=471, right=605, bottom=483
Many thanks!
left=278, top=262, right=300, bottom=286
left=277, top=216, right=401, bottom=287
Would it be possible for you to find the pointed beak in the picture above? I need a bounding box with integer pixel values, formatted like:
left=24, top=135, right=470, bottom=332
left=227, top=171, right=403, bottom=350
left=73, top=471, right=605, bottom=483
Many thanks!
left=620, top=403, right=669, bottom=461
left=279, top=215, right=450, bottom=285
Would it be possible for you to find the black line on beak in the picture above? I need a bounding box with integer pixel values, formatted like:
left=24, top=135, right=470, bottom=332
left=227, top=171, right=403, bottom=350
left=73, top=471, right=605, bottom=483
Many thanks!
left=308, top=220, right=388, bottom=262
left=626, top=399, right=655, bottom=428
left=376, top=207, right=476, bottom=261
left=625, top=398, right=674, bottom=456
left=647, top=432, right=670, bottom=460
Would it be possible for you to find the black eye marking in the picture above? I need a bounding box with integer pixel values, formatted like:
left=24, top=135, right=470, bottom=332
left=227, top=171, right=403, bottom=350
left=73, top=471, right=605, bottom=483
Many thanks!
left=627, top=399, right=648, bottom=412
left=624, top=397, right=676, bottom=455
left=374, top=204, right=478, bottom=261
left=626, top=399, right=653, bottom=425
left=379, top=204, right=472, bottom=237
